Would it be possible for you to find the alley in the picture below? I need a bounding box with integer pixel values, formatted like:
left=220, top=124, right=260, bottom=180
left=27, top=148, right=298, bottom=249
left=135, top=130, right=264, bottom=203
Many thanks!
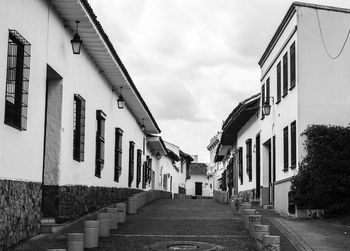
left=16, top=199, right=255, bottom=250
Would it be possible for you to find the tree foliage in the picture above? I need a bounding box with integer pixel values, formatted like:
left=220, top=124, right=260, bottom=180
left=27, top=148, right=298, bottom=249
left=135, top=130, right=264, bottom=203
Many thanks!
left=290, top=125, right=350, bottom=215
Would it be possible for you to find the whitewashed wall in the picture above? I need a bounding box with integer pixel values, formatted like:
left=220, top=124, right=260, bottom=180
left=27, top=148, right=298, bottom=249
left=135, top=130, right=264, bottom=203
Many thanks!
left=186, top=174, right=211, bottom=197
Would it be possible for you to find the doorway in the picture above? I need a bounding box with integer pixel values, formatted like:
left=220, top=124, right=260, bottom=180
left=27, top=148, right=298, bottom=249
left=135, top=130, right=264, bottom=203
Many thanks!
left=195, top=182, right=202, bottom=196
left=262, top=139, right=272, bottom=206
left=255, top=134, right=261, bottom=200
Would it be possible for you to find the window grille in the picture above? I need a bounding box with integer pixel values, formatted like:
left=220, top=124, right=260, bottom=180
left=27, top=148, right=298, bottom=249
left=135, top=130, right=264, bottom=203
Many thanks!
left=95, top=110, right=106, bottom=178
left=283, top=53, right=288, bottom=97
left=246, top=139, right=252, bottom=182
left=238, top=147, right=243, bottom=185
left=5, top=30, right=31, bottom=130
left=147, top=156, right=152, bottom=185
left=128, top=141, right=135, bottom=187
left=136, top=149, right=142, bottom=187
left=291, top=121, right=296, bottom=168
left=283, top=126, right=289, bottom=171
left=266, top=77, right=270, bottom=106
left=290, top=42, right=296, bottom=89
left=276, top=62, right=281, bottom=103
left=261, top=84, right=265, bottom=119
left=73, top=94, right=85, bottom=162
left=114, top=128, right=123, bottom=182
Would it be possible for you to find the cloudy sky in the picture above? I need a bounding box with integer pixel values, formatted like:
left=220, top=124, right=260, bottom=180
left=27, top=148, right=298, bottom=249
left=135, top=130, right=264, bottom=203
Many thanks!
left=89, top=0, right=350, bottom=163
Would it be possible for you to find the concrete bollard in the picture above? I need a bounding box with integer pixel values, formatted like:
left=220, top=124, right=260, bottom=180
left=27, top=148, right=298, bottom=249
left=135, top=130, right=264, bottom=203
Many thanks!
left=248, top=215, right=262, bottom=238
left=115, top=203, right=126, bottom=223
left=66, top=233, right=84, bottom=251
left=97, top=213, right=110, bottom=237
left=241, top=209, right=256, bottom=230
left=107, top=208, right=119, bottom=230
left=263, top=235, right=280, bottom=251
left=84, top=220, right=98, bottom=248
left=254, top=225, right=270, bottom=251
left=128, top=196, right=138, bottom=214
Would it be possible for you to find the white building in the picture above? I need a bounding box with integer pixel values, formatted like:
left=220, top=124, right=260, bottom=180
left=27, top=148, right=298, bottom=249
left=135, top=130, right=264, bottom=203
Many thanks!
left=0, top=0, right=166, bottom=248
left=216, top=2, right=350, bottom=215
left=186, top=163, right=211, bottom=197
left=207, top=131, right=224, bottom=195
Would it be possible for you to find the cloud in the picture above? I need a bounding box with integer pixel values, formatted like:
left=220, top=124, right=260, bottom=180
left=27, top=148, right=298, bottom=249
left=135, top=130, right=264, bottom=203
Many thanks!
left=88, top=0, right=350, bottom=162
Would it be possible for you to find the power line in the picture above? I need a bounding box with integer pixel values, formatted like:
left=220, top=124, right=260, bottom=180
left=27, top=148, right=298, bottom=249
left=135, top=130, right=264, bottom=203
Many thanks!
left=315, top=9, right=350, bottom=60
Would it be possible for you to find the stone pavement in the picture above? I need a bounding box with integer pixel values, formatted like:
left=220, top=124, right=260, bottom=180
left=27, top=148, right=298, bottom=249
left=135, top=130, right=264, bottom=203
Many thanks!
left=14, top=198, right=299, bottom=250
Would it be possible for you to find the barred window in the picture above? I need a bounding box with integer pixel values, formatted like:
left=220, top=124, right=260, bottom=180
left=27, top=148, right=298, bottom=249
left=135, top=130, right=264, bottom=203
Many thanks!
left=266, top=78, right=270, bottom=107
left=283, top=126, right=289, bottom=171
left=5, top=30, right=31, bottom=130
left=238, top=147, right=243, bottom=185
left=73, top=94, right=85, bottom=162
left=136, top=149, right=142, bottom=188
left=291, top=121, right=297, bottom=169
left=283, top=52, right=288, bottom=97
left=246, top=139, right=252, bottom=182
left=114, top=128, right=123, bottom=182
left=95, top=110, right=106, bottom=178
left=276, top=62, right=281, bottom=103
left=147, top=156, right=152, bottom=185
left=261, top=84, right=265, bottom=119
left=290, top=42, right=296, bottom=89
left=128, top=141, right=135, bottom=187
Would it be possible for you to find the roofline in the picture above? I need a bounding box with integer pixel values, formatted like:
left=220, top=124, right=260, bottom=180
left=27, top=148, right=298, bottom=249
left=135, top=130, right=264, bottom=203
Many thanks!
left=258, top=2, right=350, bottom=67
left=79, top=0, right=161, bottom=134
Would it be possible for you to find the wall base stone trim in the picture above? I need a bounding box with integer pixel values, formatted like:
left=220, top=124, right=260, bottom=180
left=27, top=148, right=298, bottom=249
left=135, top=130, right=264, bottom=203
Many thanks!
left=0, top=179, right=42, bottom=250
left=42, top=185, right=142, bottom=223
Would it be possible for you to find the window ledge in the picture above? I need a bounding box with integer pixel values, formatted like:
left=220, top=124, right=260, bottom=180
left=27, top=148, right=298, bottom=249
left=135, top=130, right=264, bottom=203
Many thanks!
left=282, top=168, right=289, bottom=172
left=282, top=92, right=288, bottom=98
left=276, top=99, right=281, bottom=105
left=290, top=164, right=296, bottom=169
left=289, top=84, right=296, bottom=91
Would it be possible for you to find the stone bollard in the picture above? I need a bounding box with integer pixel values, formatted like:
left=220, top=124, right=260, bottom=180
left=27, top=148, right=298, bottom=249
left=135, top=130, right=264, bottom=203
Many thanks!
left=107, top=208, right=119, bottom=230
left=239, top=203, right=252, bottom=215
left=84, top=220, right=99, bottom=248
left=97, top=213, right=110, bottom=237
left=128, top=196, right=138, bottom=214
left=241, top=209, right=256, bottom=230
left=66, top=233, right=84, bottom=251
left=248, top=215, right=262, bottom=238
left=254, top=225, right=270, bottom=251
left=263, top=235, right=280, bottom=251
left=116, top=203, right=126, bottom=223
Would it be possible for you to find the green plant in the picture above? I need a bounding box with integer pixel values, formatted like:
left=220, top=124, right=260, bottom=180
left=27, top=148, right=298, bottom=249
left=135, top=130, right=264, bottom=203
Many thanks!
left=290, top=124, right=350, bottom=215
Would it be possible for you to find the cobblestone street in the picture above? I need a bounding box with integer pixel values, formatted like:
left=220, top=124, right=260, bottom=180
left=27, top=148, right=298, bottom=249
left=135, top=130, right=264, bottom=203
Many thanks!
left=16, top=199, right=257, bottom=250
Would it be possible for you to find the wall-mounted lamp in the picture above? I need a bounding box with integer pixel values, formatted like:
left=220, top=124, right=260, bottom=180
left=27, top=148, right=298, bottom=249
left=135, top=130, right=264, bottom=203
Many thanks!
left=71, top=21, right=83, bottom=54
left=141, top=118, right=145, bottom=131
left=156, top=151, right=161, bottom=160
left=262, top=97, right=274, bottom=116
left=117, top=86, right=125, bottom=109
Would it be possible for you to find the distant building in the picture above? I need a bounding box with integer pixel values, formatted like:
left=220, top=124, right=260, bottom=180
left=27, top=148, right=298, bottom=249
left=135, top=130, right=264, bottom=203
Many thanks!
left=207, top=131, right=224, bottom=194
left=186, top=163, right=211, bottom=197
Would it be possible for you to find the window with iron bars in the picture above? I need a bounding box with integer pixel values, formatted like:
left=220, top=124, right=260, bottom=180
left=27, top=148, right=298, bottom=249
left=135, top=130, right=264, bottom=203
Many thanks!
left=95, top=110, right=106, bottom=178
left=5, top=30, right=31, bottom=131
left=73, top=94, right=85, bottom=162
left=128, top=141, right=135, bottom=187
left=136, top=149, right=142, bottom=188
left=114, top=128, right=123, bottom=182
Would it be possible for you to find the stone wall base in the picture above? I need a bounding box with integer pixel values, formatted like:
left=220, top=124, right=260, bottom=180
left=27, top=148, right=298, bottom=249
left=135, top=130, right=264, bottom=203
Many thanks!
left=0, top=179, right=41, bottom=249
left=42, top=185, right=142, bottom=223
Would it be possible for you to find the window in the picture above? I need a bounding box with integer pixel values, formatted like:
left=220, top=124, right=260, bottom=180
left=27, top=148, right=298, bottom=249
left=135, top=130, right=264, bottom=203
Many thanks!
left=272, top=136, right=276, bottom=182
left=143, top=137, right=145, bottom=155
left=136, top=149, right=142, bottom=188
left=283, top=52, right=288, bottom=97
left=128, top=141, right=135, bottom=187
left=246, top=139, right=252, bottom=182
left=95, top=110, right=106, bottom=178
left=73, top=94, right=85, bottom=162
left=266, top=78, right=270, bottom=106
left=147, top=156, right=152, bottom=185
left=261, top=84, right=265, bottom=119
left=291, top=121, right=296, bottom=169
left=277, top=62, right=281, bottom=103
left=114, top=128, right=123, bottom=182
left=181, top=160, right=184, bottom=173
left=290, top=42, right=296, bottom=89
left=4, top=30, right=31, bottom=130
left=283, top=126, right=289, bottom=171
left=238, top=147, right=243, bottom=185
left=143, top=161, right=147, bottom=189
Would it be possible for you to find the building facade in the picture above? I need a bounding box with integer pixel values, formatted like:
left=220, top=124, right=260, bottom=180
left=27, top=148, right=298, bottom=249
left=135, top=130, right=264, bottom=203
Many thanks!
left=186, top=163, right=211, bottom=197
left=0, top=0, right=167, bottom=247
left=207, top=132, right=224, bottom=194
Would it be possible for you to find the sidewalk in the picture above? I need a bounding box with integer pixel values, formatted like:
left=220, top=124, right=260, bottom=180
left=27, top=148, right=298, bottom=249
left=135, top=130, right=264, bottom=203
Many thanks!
left=254, top=206, right=350, bottom=251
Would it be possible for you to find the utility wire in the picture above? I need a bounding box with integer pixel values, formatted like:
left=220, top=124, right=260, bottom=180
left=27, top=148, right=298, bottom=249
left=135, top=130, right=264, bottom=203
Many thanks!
left=316, top=9, right=350, bottom=60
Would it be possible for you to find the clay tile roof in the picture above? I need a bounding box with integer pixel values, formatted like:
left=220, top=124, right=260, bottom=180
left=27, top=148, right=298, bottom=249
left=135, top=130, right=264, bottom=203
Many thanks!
left=189, top=163, right=208, bottom=175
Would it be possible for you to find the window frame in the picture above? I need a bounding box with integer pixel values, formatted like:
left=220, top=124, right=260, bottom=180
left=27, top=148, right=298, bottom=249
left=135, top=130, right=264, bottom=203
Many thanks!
left=136, top=149, right=142, bottom=187
left=290, top=42, right=296, bottom=90
left=246, top=139, right=252, bottom=182
left=95, top=110, right=106, bottom=178
left=290, top=121, right=297, bottom=169
left=4, top=30, right=31, bottom=131
left=261, top=84, right=265, bottom=119
left=73, top=94, right=85, bottom=162
left=128, top=141, right=135, bottom=187
left=238, top=147, right=243, bottom=185
left=282, top=52, right=288, bottom=98
left=276, top=61, right=281, bottom=103
left=283, top=126, right=289, bottom=172
left=114, top=128, right=123, bottom=182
